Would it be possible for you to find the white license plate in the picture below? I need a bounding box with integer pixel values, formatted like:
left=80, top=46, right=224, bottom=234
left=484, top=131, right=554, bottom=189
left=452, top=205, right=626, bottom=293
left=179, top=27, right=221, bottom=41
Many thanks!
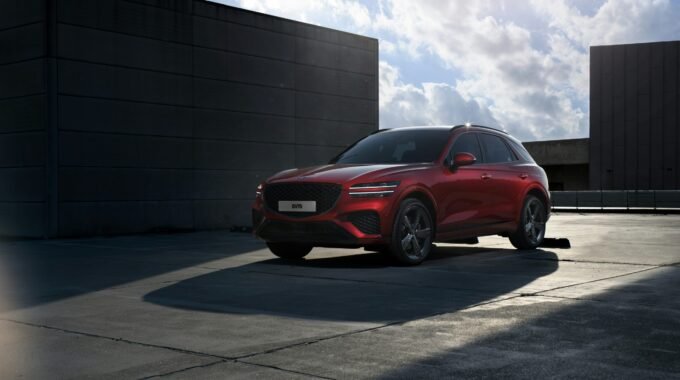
left=278, top=201, right=316, bottom=212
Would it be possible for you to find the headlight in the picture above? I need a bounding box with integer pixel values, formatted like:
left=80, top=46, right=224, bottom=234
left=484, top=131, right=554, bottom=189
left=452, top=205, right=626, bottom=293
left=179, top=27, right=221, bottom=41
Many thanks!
left=349, top=181, right=400, bottom=198
left=255, top=183, right=263, bottom=197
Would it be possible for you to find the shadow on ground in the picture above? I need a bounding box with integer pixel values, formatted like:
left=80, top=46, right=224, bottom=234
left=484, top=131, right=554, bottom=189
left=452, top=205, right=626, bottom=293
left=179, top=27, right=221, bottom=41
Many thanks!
left=374, top=266, right=680, bottom=378
left=0, top=232, right=262, bottom=312
left=144, top=246, right=559, bottom=323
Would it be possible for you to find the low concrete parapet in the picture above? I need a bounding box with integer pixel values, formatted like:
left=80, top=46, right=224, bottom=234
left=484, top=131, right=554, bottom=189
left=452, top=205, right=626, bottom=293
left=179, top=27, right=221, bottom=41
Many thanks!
left=551, top=190, right=680, bottom=211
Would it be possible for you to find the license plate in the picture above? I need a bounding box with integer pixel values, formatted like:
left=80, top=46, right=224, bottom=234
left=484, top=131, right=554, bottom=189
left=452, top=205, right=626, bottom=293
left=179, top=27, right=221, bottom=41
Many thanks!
left=278, top=201, right=316, bottom=212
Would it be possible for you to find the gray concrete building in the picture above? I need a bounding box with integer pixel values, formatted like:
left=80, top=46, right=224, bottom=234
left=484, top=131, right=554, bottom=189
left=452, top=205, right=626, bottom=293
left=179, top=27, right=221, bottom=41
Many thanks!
left=523, top=138, right=589, bottom=190
left=590, top=41, right=680, bottom=190
left=0, top=0, right=378, bottom=238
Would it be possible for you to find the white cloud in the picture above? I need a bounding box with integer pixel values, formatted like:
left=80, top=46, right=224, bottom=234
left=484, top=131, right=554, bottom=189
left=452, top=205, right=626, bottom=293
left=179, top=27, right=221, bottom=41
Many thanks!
left=379, top=61, right=498, bottom=131
left=379, top=39, right=397, bottom=54
left=372, top=0, right=590, bottom=140
left=533, top=0, right=680, bottom=47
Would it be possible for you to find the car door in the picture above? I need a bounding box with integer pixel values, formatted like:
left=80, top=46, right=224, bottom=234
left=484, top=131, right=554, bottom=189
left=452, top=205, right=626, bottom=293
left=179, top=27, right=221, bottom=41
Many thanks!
left=476, top=133, right=521, bottom=223
left=433, top=132, right=492, bottom=235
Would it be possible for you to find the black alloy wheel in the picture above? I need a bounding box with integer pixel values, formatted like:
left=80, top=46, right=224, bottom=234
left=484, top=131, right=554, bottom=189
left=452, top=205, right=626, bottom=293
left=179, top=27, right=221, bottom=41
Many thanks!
left=390, top=198, right=434, bottom=265
left=509, top=195, right=546, bottom=249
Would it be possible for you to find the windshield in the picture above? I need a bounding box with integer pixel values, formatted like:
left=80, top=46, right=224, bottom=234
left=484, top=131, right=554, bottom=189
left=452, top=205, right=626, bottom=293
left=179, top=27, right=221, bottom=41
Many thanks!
left=332, top=129, right=451, bottom=164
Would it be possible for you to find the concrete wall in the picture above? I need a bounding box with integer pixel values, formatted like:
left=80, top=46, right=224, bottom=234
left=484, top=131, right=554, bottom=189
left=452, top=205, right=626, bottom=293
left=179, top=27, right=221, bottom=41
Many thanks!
left=540, top=164, right=589, bottom=191
left=0, top=0, right=48, bottom=237
left=523, top=138, right=589, bottom=166
left=590, top=41, right=680, bottom=190
left=0, top=0, right=378, bottom=237
left=523, top=138, right=589, bottom=190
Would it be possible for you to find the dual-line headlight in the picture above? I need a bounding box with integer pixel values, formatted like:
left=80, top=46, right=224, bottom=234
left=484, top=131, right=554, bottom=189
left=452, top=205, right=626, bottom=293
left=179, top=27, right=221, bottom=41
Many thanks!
left=348, top=181, right=400, bottom=198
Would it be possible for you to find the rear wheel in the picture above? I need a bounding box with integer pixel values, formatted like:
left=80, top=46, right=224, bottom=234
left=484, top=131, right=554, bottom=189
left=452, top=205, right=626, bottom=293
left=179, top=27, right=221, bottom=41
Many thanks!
left=389, top=198, right=434, bottom=265
left=509, top=195, right=546, bottom=250
left=266, top=242, right=312, bottom=260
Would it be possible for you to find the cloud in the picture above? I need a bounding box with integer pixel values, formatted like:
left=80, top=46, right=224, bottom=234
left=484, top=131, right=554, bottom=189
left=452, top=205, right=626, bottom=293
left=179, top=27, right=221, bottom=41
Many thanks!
left=372, top=0, right=590, bottom=140
left=379, top=39, right=397, bottom=55
left=533, top=0, right=680, bottom=47
left=379, top=61, right=498, bottom=130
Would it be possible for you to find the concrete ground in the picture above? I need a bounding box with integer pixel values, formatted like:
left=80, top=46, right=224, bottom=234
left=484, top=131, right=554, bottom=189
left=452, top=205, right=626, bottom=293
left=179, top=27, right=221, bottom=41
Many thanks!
left=1, top=213, right=679, bottom=379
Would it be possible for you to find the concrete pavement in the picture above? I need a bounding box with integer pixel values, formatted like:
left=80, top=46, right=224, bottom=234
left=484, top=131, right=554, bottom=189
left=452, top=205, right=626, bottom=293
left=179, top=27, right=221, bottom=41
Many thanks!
left=0, top=213, right=679, bottom=379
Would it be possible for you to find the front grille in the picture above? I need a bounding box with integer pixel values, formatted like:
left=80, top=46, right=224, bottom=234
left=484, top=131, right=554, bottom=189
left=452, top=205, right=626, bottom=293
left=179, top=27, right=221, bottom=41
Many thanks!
left=348, top=211, right=381, bottom=235
left=264, top=182, right=341, bottom=217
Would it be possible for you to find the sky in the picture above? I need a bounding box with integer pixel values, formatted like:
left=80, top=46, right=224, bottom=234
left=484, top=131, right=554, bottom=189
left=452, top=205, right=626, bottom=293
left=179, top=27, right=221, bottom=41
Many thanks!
left=215, top=0, right=680, bottom=141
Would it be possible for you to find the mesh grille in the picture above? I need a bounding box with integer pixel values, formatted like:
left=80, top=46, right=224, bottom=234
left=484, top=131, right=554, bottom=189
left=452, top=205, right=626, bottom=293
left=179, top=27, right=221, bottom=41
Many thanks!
left=348, top=211, right=380, bottom=235
left=264, top=182, right=341, bottom=217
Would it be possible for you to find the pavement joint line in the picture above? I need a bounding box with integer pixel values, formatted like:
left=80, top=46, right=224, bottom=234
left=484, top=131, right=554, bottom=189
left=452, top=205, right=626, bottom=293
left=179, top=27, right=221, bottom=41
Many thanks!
left=528, top=294, right=680, bottom=313
left=1, top=318, right=334, bottom=380
left=138, top=359, right=333, bottom=380
left=234, top=359, right=336, bottom=380
left=520, top=265, right=663, bottom=297
left=521, top=257, right=661, bottom=267
left=137, top=359, right=227, bottom=380
left=523, top=294, right=609, bottom=303
left=0, top=317, right=234, bottom=361
left=234, top=294, right=524, bottom=363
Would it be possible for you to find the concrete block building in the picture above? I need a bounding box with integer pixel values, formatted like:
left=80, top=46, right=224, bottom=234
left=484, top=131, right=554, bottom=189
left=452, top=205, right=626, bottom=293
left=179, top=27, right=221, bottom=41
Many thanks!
left=590, top=41, right=680, bottom=190
left=0, top=0, right=378, bottom=237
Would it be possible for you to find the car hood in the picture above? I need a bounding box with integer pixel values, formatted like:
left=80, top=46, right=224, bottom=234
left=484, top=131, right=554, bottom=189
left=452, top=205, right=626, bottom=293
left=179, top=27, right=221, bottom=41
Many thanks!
left=267, top=163, right=432, bottom=184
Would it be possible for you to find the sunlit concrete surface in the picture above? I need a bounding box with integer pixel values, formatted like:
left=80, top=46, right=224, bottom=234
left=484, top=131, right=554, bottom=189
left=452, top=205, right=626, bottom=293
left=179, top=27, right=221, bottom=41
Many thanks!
left=0, top=213, right=679, bottom=379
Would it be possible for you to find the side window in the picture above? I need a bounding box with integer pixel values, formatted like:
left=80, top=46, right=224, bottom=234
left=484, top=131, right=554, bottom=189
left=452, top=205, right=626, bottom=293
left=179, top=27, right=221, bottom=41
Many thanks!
left=448, top=133, right=483, bottom=164
left=509, top=140, right=535, bottom=163
left=479, top=134, right=516, bottom=164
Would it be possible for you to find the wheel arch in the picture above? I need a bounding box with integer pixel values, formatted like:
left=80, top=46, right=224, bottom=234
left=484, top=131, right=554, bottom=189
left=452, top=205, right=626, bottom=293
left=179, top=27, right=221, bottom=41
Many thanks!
left=395, top=187, right=438, bottom=229
left=521, top=186, right=550, bottom=220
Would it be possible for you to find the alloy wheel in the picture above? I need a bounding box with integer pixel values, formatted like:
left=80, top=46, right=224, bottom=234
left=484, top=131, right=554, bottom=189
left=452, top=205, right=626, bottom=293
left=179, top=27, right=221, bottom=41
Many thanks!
left=399, top=205, right=433, bottom=260
left=524, top=198, right=546, bottom=245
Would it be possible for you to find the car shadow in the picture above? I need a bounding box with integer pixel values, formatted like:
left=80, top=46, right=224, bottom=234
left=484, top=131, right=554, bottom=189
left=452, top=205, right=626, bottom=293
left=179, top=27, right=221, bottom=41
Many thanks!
left=143, top=246, right=559, bottom=323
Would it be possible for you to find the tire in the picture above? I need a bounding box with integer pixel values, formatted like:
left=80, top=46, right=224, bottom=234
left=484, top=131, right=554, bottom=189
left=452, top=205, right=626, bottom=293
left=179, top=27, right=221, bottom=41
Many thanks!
left=389, top=198, right=435, bottom=265
left=266, top=242, right=313, bottom=260
left=509, top=195, right=547, bottom=250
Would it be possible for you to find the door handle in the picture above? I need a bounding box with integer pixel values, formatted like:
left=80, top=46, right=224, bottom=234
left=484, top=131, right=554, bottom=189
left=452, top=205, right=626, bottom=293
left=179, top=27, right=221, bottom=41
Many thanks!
left=481, top=173, right=492, bottom=180
left=519, top=173, right=529, bottom=179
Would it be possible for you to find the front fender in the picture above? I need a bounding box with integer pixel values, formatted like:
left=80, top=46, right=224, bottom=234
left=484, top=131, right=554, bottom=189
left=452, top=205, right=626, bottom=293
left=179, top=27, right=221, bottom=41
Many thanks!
left=386, top=184, right=439, bottom=233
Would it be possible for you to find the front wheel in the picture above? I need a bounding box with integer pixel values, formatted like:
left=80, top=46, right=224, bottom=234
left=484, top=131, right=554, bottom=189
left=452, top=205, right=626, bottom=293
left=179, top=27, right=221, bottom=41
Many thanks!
left=266, top=242, right=312, bottom=260
left=509, top=195, right=547, bottom=250
left=389, top=198, right=434, bottom=265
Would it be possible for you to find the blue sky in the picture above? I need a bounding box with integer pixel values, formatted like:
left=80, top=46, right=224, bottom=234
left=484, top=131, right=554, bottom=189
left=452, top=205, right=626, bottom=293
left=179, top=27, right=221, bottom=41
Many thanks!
left=215, top=0, right=680, bottom=141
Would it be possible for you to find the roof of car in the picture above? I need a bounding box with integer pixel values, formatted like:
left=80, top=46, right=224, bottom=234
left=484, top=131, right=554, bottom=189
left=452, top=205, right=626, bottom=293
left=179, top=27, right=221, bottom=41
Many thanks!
left=378, top=124, right=508, bottom=135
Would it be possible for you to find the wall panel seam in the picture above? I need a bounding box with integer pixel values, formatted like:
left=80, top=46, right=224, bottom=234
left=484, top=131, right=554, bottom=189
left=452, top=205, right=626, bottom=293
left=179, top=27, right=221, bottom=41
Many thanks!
left=57, top=21, right=377, bottom=77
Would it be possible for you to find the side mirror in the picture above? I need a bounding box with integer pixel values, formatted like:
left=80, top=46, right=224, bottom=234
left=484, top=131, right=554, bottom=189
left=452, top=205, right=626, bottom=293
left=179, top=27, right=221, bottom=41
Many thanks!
left=451, top=152, right=476, bottom=168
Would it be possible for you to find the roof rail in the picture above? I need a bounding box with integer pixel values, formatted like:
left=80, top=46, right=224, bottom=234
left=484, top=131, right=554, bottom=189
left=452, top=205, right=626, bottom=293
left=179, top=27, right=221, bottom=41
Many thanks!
left=451, top=124, right=508, bottom=134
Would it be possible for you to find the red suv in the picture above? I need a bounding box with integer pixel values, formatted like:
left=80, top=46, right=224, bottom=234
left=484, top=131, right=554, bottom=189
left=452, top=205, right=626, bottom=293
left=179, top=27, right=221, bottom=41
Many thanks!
left=252, top=125, right=550, bottom=265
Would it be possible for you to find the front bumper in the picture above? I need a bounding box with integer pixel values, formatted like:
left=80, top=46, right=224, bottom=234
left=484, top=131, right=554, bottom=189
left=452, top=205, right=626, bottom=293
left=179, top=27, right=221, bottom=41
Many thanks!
left=252, top=194, right=394, bottom=246
left=255, top=219, right=358, bottom=245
